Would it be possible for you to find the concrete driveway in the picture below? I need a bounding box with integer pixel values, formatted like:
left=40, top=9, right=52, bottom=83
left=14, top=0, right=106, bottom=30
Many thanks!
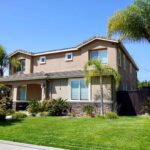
left=0, top=140, right=64, bottom=150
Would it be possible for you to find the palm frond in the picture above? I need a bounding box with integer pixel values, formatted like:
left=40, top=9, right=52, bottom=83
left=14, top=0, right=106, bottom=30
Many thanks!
left=107, top=0, right=150, bottom=42
left=84, top=60, right=120, bottom=89
left=10, top=58, right=21, bottom=68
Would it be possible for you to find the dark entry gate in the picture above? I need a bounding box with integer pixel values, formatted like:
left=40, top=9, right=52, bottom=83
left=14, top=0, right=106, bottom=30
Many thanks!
left=117, top=87, right=150, bottom=116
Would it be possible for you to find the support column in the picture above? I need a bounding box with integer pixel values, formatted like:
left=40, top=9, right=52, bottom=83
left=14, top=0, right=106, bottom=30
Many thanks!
left=12, top=85, right=18, bottom=111
left=41, top=83, right=46, bottom=101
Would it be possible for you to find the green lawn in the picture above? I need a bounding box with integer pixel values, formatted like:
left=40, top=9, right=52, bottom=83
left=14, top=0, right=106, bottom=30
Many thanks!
left=0, top=116, right=150, bottom=150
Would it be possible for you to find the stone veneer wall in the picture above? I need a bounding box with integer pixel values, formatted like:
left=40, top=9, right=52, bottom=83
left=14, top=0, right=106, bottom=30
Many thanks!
left=13, top=101, right=113, bottom=115
left=69, top=102, right=113, bottom=116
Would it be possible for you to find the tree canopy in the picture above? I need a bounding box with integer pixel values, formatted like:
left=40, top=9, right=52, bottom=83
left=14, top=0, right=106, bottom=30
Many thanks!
left=0, top=45, right=8, bottom=76
left=108, top=0, right=150, bottom=42
left=84, top=59, right=121, bottom=89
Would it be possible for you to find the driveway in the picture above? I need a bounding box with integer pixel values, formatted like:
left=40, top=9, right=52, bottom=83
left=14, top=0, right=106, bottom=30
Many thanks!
left=0, top=140, right=64, bottom=150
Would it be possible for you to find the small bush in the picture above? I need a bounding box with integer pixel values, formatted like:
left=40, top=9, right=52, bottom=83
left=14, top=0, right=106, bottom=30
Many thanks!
left=6, top=109, right=15, bottom=115
left=83, top=104, right=95, bottom=117
left=26, top=99, right=40, bottom=115
left=48, top=98, right=71, bottom=116
left=141, top=97, right=150, bottom=114
left=39, top=100, right=52, bottom=112
left=0, top=96, right=12, bottom=111
left=105, top=112, right=118, bottom=119
left=12, top=112, right=27, bottom=120
left=96, top=114, right=105, bottom=119
left=0, top=108, right=6, bottom=121
left=40, top=111, right=49, bottom=117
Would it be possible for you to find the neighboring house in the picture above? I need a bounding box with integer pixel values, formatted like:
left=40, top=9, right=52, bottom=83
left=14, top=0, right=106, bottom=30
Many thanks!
left=0, top=36, right=139, bottom=114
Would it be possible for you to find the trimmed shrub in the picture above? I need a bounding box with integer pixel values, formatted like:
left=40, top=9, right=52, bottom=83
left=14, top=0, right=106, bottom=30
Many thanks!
left=40, top=111, right=49, bottom=117
left=12, top=112, right=27, bottom=120
left=0, top=108, right=6, bottom=121
left=141, top=97, right=150, bottom=114
left=83, top=104, right=95, bottom=117
left=6, top=109, right=15, bottom=115
left=0, top=96, right=12, bottom=111
left=26, top=99, right=40, bottom=115
left=39, top=100, right=51, bottom=112
left=96, top=114, right=105, bottom=119
left=105, top=112, right=118, bottom=119
left=48, top=98, right=71, bottom=116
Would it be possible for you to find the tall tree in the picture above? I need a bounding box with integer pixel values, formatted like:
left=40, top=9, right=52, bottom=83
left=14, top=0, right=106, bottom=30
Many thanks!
left=108, top=0, right=150, bottom=42
left=0, top=45, right=8, bottom=77
left=10, top=58, right=21, bottom=70
left=84, top=59, right=120, bottom=114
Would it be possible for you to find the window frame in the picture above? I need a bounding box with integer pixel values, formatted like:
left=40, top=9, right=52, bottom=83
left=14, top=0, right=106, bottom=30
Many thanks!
left=65, top=53, right=73, bottom=61
left=17, top=85, right=27, bottom=101
left=69, top=78, right=90, bottom=101
left=90, top=49, right=108, bottom=64
left=39, top=56, right=46, bottom=64
left=16, top=59, right=26, bottom=72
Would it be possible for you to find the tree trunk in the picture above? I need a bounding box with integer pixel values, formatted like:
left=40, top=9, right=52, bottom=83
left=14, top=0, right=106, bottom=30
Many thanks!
left=100, top=76, right=104, bottom=114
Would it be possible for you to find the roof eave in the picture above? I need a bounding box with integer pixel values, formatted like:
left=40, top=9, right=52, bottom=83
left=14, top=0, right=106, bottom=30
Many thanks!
left=0, top=76, right=47, bottom=82
left=9, top=50, right=32, bottom=58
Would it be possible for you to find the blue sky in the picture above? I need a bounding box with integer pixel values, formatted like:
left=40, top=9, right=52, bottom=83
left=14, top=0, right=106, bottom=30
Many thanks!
left=0, top=0, right=149, bottom=81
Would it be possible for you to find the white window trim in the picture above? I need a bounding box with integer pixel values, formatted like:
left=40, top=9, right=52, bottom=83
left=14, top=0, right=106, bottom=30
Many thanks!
left=68, top=78, right=90, bottom=102
left=39, top=56, right=46, bottom=64
left=65, top=53, right=73, bottom=61
left=16, top=58, right=26, bottom=72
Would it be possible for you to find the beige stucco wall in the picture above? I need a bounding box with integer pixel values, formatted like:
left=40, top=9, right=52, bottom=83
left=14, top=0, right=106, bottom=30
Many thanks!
left=49, top=79, right=69, bottom=100
left=91, top=76, right=112, bottom=101
left=48, top=77, right=113, bottom=102
left=117, top=48, right=137, bottom=90
left=33, top=40, right=117, bottom=73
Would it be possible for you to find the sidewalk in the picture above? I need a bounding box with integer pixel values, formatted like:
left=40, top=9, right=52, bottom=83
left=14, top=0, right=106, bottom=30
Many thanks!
left=0, top=140, right=64, bottom=150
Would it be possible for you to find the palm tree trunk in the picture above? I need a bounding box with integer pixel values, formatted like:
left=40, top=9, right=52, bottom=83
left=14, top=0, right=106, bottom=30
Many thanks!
left=100, top=76, right=104, bottom=114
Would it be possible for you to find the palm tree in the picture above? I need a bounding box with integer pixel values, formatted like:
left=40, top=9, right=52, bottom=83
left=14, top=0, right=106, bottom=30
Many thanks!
left=0, top=45, right=8, bottom=77
left=10, top=58, right=21, bottom=70
left=108, top=0, right=150, bottom=42
left=84, top=59, right=120, bottom=114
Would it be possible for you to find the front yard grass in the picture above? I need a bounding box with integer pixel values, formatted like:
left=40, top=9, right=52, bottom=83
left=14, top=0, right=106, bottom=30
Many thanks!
left=0, top=116, right=150, bottom=150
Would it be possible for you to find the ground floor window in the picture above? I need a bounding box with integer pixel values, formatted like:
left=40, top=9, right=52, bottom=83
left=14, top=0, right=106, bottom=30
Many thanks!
left=70, top=79, right=89, bottom=101
left=18, top=86, right=26, bottom=101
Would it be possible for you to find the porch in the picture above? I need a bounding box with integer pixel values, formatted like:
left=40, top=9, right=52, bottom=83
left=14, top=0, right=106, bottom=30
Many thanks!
left=4, top=80, right=47, bottom=110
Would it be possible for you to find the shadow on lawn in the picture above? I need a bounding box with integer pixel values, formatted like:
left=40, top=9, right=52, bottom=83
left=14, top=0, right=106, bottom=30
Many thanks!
left=0, top=119, right=23, bottom=126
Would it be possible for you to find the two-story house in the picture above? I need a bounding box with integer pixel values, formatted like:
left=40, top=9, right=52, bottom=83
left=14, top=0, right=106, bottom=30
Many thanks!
left=0, top=36, right=139, bottom=114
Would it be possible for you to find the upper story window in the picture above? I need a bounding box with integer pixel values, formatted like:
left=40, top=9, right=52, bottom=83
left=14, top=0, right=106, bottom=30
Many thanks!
left=65, top=53, right=73, bottom=61
left=117, top=49, right=121, bottom=66
left=90, top=50, right=108, bottom=64
left=40, top=56, right=46, bottom=64
left=16, top=59, right=25, bottom=72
